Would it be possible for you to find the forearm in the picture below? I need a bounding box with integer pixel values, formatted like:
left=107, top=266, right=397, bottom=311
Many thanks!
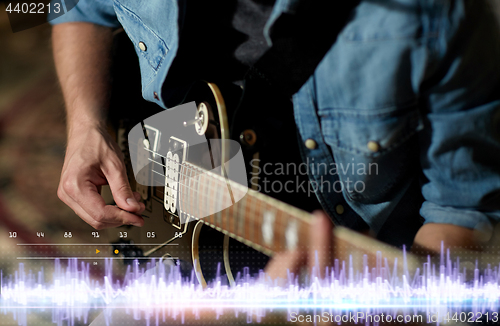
left=52, top=22, right=114, bottom=133
left=412, top=223, right=477, bottom=253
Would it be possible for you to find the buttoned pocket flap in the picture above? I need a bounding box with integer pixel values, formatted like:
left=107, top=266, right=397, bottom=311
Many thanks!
left=114, top=2, right=168, bottom=71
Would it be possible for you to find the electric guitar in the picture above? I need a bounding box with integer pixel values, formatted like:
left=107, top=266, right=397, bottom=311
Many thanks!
left=108, top=80, right=420, bottom=287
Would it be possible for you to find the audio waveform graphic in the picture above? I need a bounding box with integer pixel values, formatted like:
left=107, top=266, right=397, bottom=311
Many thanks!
left=1, top=248, right=500, bottom=325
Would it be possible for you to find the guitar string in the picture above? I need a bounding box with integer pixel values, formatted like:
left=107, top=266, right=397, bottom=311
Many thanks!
left=130, top=146, right=312, bottom=224
left=131, top=146, right=310, bottom=215
left=129, top=147, right=245, bottom=193
left=168, top=167, right=310, bottom=250
left=128, top=146, right=311, bottom=248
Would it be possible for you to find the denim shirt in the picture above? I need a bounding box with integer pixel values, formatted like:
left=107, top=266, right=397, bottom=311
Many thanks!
left=51, top=0, right=500, bottom=247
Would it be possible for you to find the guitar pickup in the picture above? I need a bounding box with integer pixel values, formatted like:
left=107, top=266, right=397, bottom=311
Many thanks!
left=164, top=137, right=187, bottom=219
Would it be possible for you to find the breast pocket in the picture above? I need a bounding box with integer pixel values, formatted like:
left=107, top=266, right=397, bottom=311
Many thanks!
left=114, top=2, right=168, bottom=80
left=320, top=106, right=424, bottom=203
left=341, top=0, right=421, bottom=43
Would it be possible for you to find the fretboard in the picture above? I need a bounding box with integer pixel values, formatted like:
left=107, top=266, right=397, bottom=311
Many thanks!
left=178, top=162, right=311, bottom=256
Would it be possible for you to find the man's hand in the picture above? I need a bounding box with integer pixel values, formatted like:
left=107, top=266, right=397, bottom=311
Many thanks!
left=265, top=211, right=334, bottom=281
left=52, top=23, right=145, bottom=229
left=264, top=212, right=480, bottom=283
left=58, top=123, right=145, bottom=229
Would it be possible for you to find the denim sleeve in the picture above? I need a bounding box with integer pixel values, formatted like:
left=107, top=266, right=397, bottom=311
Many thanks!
left=48, top=0, right=120, bottom=28
left=418, top=0, right=500, bottom=230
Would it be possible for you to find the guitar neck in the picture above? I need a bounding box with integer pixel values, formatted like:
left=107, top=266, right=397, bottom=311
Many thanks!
left=178, top=162, right=311, bottom=256
left=176, top=161, right=423, bottom=275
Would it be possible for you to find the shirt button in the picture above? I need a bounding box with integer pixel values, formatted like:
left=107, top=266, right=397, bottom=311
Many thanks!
left=138, top=42, right=147, bottom=51
left=153, top=92, right=159, bottom=100
left=367, top=141, right=380, bottom=153
left=335, top=204, right=345, bottom=215
left=304, top=139, right=317, bottom=150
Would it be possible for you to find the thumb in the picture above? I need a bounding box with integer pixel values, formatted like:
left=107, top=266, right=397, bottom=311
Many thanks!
left=103, top=161, right=141, bottom=212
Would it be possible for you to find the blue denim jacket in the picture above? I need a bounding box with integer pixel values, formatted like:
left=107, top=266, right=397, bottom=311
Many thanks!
left=51, top=0, right=500, bottom=247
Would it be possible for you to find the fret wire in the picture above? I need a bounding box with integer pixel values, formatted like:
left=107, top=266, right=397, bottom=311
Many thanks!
left=204, top=174, right=210, bottom=224
left=206, top=172, right=212, bottom=225
left=259, top=202, right=265, bottom=250
left=217, top=172, right=224, bottom=226
left=274, top=206, right=281, bottom=252
left=250, top=193, right=255, bottom=244
left=228, top=188, right=234, bottom=232
left=258, top=201, right=265, bottom=250
left=244, top=195, right=250, bottom=240
left=238, top=195, right=245, bottom=238
left=212, top=173, right=217, bottom=225
left=181, top=165, right=194, bottom=219
left=209, top=171, right=215, bottom=226
left=198, top=172, right=203, bottom=221
left=225, top=193, right=231, bottom=233
left=215, top=179, right=221, bottom=227
left=197, top=172, right=202, bottom=221
left=188, top=166, right=196, bottom=216
left=206, top=173, right=212, bottom=225
left=183, top=164, right=189, bottom=217
left=253, top=194, right=259, bottom=245
left=185, top=166, right=192, bottom=218
left=215, top=171, right=221, bottom=226
left=178, top=164, right=183, bottom=215
left=247, top=195, right=253, bottom=243
left=276, top=209, right=284, bottom=252
left=221, top=194, right=227, bottom=230
left=189, top=166, right=194, bottom=217
left=224, top=181, right=230, bottom=229
left=229, top=195, right=237, bottom=235
left=191, top=167, right=196, bottom=218
left=283, top=209, right=290, bottom=251
left=216, top=171, right=222, bottom=226
left=255, top=200, right=261, bottom=249
left=219, top=183, right=231, bottom=230
left=254, top=196, right=260, bottom=244
left=193, top=166, right=199, bottom=219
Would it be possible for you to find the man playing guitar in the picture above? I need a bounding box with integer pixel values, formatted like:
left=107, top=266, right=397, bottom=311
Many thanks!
left=50, top=0, right=500, bottom=280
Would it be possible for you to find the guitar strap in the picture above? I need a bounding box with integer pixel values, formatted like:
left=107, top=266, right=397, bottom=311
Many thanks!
left=244, top=0, right=360, bottom=99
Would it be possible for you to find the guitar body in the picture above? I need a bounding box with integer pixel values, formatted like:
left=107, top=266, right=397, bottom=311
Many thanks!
left=109, top=79, right=321, bottom=286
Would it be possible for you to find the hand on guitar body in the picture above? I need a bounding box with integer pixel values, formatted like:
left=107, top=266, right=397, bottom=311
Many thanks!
left=58, top=123, right=145, bottom=229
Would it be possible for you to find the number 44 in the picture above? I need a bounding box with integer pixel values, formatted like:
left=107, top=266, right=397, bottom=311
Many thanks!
left=5, top=3, right=20, bottom=13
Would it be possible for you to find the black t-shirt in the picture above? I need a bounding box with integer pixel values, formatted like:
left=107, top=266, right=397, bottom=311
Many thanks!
left=162, top=0, right=275, bottom=91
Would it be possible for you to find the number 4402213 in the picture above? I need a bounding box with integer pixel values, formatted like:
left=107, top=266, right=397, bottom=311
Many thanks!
left=445, top=312, right=498, bottom=323
left=5, top=2, right=61, bottom=14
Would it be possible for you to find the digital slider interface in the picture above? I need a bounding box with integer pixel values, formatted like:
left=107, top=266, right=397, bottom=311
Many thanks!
left=1, top=238, right=500, bottom=325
